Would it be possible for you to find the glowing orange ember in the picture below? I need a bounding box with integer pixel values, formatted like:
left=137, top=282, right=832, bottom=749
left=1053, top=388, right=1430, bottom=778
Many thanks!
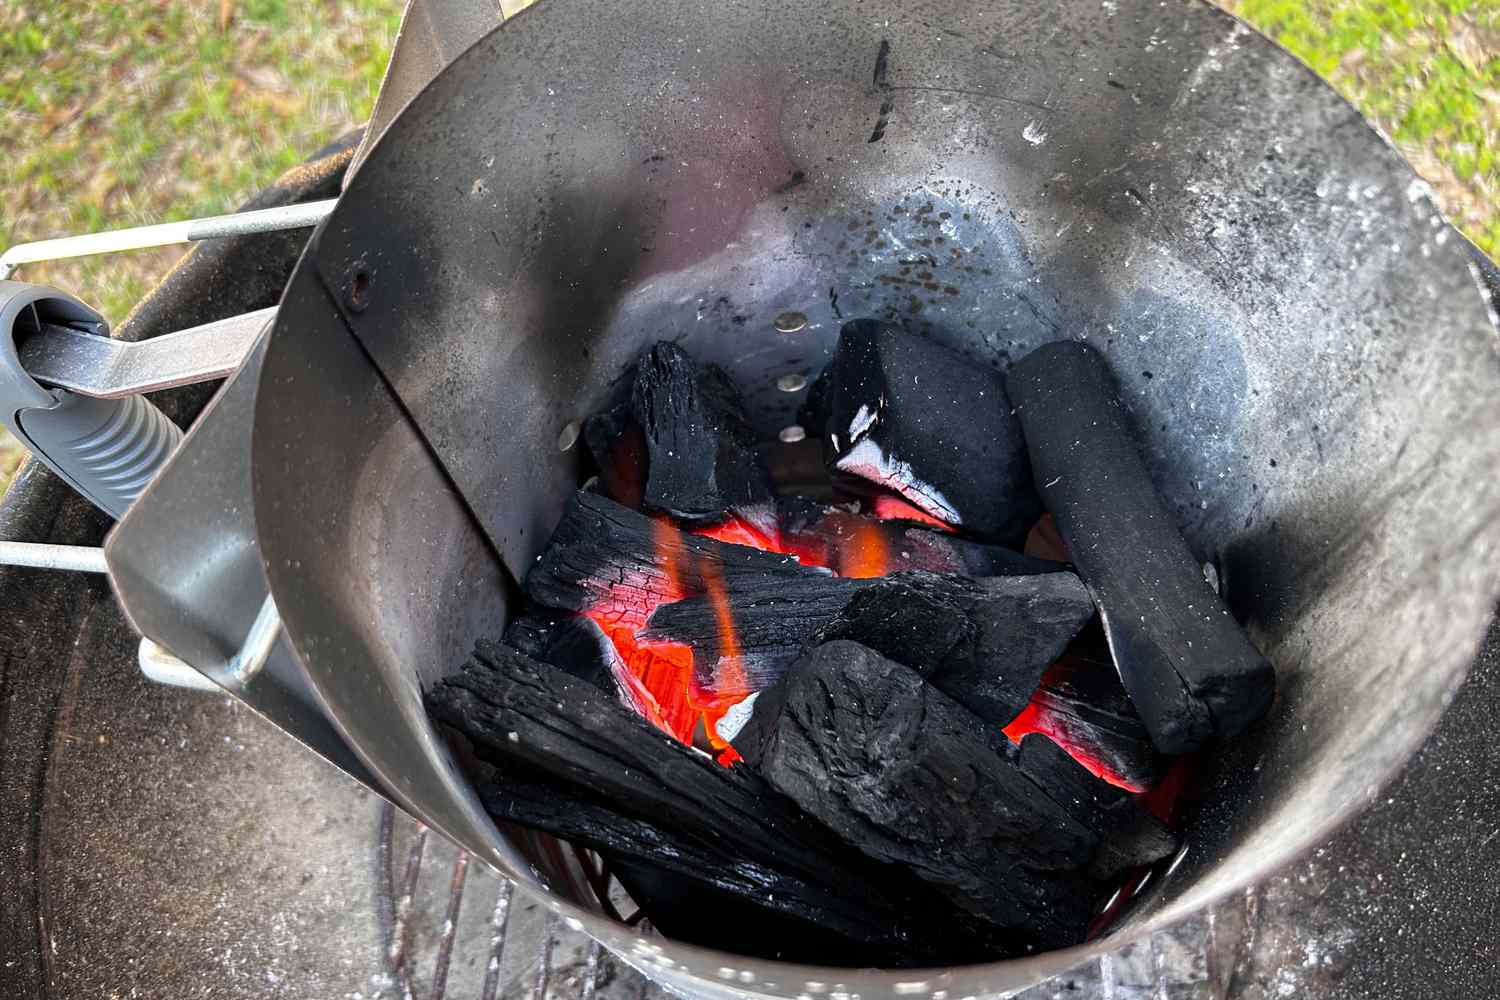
left=1003, top=701, right=1144, bottom=793
left=871, top=494, right=956, bottom=531
left=840, top=520, right=895, bottom=579
left=582, top=514, right=802, bottom=761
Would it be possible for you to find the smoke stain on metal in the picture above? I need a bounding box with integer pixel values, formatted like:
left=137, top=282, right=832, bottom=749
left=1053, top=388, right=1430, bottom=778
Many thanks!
left=867, top=39, right=895, bottom=143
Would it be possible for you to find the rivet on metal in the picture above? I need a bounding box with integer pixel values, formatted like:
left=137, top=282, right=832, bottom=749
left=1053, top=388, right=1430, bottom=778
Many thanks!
left=345, top=265, right=373, bottom=312
left=773, top=310, right=808, bottom=334
left=779, top=424, right=808, bottom=443
left=776, top=373, right=808, bottom=393
left=558, top=421, right=581, bottom=452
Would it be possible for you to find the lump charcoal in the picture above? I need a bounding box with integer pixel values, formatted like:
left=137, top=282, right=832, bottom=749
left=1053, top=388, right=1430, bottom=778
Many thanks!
left=1025, top=654, right=1168, bottom=793
left=524, top=490, right=812, bottom=619
left=464, top=764, right=907, bottom=963
left=1011, top=732, right=1178, bottom=880
left=776, top=499, right=1066, bottom=578
left=816, top=570, right=1096, bottom=724
left=639, top=573, right=871, bottom=695
left=753, top=641, right=1175, bottom=949
left=503, top=612, right=667, bottom=722
left=820, top=319, right=1040, bottom=544
left=629, top=341, right=774, bottom=524
left=645, top=569, right=1090, bottom=719
left=1005, top=341, right=1275, bottom=753
left=582, top=396, right=647, bottom=509
left=427, top=639, right=1007, bottom=962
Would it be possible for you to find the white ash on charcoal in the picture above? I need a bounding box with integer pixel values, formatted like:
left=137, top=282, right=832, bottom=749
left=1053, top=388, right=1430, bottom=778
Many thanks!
left=776, top=497, right=1067, bottom=577
left=585, top=341, right=775, bottom=529
left=1006, top=340, right=1275, bottom=754
left=748, top=640, right=1178, bottom=951
left=814, top=319, right=1040, bottom=545
left=1024, top=651, right=1169, bottom=793
left=524, top=489, right=814, bottom=617
left=427, top=639, right=1016, bottom=964
left=642, top=569, right=1093, bottom=726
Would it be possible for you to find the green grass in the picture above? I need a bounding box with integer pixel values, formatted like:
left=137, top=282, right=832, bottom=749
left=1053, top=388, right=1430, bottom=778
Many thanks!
left=1223, top=0, right=1500, bottom=253
left=2, top=1, right=402, bottom=323
left=0, top=1, right=1495, bottom=496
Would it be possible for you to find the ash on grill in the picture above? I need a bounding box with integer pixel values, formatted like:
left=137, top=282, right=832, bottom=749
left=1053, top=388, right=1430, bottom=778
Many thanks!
left=427, top=323, right=1275, bottom=966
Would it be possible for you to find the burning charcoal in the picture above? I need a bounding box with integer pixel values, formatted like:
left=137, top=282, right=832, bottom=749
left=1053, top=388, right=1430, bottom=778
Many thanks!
left=504, top=612, right=612, bottom=685
left=525, top=489, right=812, bottom=618
left=816, top=571, right=1095, bottom=724
left=753, top=641, right=1177, bottom=949
left=1011, top=733, right=1179, bottom=879
left=504, top=612, right=674, bottom=724
left=628, top=342, right=774, bottom=525
left=1007, top=655, right=1169, bottom=793
left=582, top=399, right=646, bottom=509
left=644, top=569, right=1092, bottom=723
left=641, top=573, right=869, bottom=694
left=820, top=319, right=1040, bottom=544
left=428, top=639, right=1010, bottom=964
left=777, top=498, right=1066, bottom=578
left=1006, top=341, right=1275, bottom=754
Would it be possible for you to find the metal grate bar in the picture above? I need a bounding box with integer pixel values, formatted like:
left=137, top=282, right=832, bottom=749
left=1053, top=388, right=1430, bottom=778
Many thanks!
left=428, top=850, right=470, bottom=1000
left=479, top=881, right=514, bottom=1000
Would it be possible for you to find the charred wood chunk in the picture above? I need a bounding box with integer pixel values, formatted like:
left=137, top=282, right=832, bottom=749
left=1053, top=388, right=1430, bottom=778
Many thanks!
left=427, top=640, right=1006, bottom=963
left=776, top=498, right=1066, bottom=578
left=629, top=341, right=773, bottom=524
left=524, top=490, right=811, bottom=618
left=1025, top=654, right=1169, bottom=793
left=1010, top=733, right=1178, bottom=880
left=582, top=399, right=647, bottom=509
left=816, top=570, right=1095, bottom=724
left=754, top=641, right=1176, bottom=949
left=504, top=612, right=610, bottom=686
left=820, top=319, right=1040, bottom=544
left=640, top=573, right=870, bottom=694
left=466, top=764, right=907, bottom=964
left=644, top=569, right=1091, bottom=722
left=1006, top=341, right=1275, bottom=753
left=503, top=612, right=674, bottom=722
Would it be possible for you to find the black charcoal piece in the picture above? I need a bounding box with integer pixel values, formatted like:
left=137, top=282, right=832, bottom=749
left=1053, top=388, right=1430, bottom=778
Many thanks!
left=820, top=319, right=1039, bottom=544
left=644, top=569, right=1092, bottom=721
left=640, top=573, right=870, bottom=694
left=754, top=641, right=1176, bottom=949
left=630, top=341, right=773, bottom=523
left=1006, top=341, right=1275, bottom=754
left=1028, top=655, right=1168, bottom=793
left=776, top=499, right=1066, bottom=578
left=817, top=570, right=1095, bottom=724
left=503, top=612, right=612, bottom=687
left=582, top=399, right=646, bottom=509
left=427, top=639, right=1007, bottom=963
left=1011, top=734, right=1178, bottom=879
left=524, top=490, right=813, bottom=617
left=465, top=764, right=908, bottom=964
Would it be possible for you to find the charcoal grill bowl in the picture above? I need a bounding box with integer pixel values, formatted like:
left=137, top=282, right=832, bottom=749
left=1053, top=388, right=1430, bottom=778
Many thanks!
left=250, top=0, right=1500, bottom=995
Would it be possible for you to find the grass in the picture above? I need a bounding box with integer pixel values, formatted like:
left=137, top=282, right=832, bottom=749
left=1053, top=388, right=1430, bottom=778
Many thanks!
left=1222, top=0, right=1500, bottom=253
left=0, top=1, right=1495, bottom=497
